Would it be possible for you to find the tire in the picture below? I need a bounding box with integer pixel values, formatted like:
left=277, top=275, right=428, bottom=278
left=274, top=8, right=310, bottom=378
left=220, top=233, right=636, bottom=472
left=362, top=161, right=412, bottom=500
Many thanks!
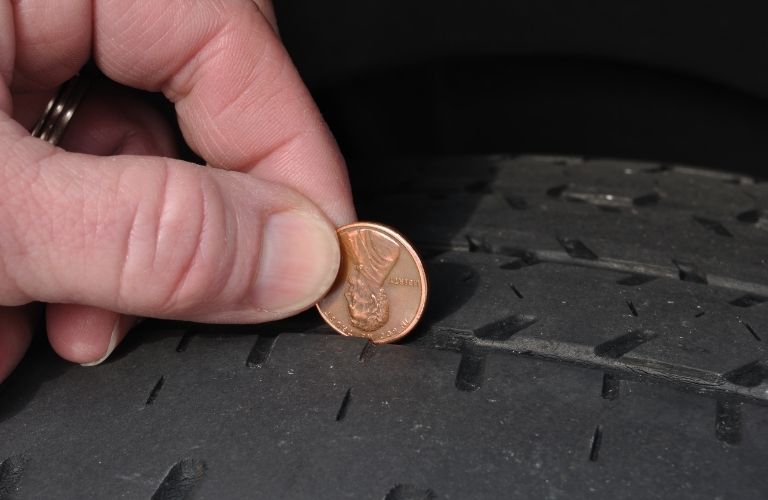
left=1, top=155, right=767, bottom=499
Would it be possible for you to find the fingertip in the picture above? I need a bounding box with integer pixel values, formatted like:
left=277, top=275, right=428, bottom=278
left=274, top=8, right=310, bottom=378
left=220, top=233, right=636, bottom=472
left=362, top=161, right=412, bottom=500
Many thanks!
left=253, top=209, right=341, bottom=316
left=46, top=305, right=134, bottom=365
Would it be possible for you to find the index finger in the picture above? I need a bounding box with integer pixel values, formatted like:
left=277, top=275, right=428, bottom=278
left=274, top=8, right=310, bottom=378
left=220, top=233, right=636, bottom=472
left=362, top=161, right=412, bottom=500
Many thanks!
left=12, top=0, right=355, bottom=224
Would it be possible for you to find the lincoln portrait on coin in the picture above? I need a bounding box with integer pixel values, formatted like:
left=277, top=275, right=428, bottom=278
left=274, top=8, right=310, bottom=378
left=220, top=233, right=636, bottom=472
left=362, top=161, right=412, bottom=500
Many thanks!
left=340, top=228, right=401, bottom=332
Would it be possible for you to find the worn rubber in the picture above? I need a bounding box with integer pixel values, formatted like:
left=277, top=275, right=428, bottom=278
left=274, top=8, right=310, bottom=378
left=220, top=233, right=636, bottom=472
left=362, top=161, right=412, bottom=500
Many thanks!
left=1, top=155, right=767, bottom=499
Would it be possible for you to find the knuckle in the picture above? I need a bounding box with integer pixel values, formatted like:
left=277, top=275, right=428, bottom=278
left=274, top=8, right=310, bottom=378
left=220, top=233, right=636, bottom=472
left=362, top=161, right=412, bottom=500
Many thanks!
left=120, top=164, right=233, bottom=315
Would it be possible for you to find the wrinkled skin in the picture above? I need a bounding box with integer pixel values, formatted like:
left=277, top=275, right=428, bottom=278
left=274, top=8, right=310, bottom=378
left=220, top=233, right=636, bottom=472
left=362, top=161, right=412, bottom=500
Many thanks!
left=0, top=0, right=355, bottom=381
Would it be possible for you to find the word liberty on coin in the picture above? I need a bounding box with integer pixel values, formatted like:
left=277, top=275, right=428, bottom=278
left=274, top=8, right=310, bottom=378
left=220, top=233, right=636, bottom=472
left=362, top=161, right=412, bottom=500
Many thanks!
left=316, top=222, right=428, bottom=344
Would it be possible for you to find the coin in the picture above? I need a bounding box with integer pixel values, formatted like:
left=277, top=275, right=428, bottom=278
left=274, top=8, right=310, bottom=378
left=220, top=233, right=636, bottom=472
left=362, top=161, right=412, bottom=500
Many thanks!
left=316, top=222, right=427, bottom=344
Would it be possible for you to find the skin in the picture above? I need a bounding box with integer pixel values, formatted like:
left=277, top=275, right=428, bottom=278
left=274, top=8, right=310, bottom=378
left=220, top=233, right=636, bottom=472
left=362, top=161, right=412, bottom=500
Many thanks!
left=0, top=0, right=356, bottom=381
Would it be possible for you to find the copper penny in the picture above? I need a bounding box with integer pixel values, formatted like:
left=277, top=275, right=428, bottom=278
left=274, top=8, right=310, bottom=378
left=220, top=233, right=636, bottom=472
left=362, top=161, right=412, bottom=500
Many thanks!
left=316, top=222, right=427, bottom=344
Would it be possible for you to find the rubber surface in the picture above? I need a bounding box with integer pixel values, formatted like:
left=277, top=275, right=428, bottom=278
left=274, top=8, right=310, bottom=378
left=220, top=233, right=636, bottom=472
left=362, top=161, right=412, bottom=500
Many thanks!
left=1, top=156, right=767, bottom=499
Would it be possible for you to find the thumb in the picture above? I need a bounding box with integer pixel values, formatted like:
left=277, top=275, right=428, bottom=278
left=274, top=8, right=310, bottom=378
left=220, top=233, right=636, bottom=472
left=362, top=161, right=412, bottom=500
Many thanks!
left=0, top=123, right=340, bottom=322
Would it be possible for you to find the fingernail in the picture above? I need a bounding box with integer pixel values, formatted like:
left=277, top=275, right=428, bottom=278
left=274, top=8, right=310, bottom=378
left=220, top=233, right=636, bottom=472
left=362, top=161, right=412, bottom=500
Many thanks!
left=80, top=317, right=120, bottom=367
left=254, top=210, right=340, bottom=314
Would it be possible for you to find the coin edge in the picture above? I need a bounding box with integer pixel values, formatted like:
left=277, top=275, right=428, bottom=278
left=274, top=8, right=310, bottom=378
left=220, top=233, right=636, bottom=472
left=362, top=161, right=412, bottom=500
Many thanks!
left=315, top=221, right=428, bottom=344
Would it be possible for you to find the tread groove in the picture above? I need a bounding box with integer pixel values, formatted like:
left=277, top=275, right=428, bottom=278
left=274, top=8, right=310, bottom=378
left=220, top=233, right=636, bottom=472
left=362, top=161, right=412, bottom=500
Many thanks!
left=455, top=350, right=486, bottom=392
left=616, top=274, right=656, bottom=286
left=594, top=330, right=658, bottom=359
left=601, top=374, right=620, bottom=400
left=724, top=361, right=768, bottom=387
left=175, top=331, right=194, bottom=353
left=358, top=342, right=376, bottom=363
left=626, top=300, right=639, bottom=317
left=151, top=459, right=206, bottom=500
left=336, top=388, right=352, bottom=422
left=743, top=323, right=761, bottom=341
left=246, top=336, right=277, bottom=368
left=502, top=194, right=528, bottom=209
left=145, top=376, right=165, bottom=406
left=632, top=192, right=661, bottom=206
left=588, top=426, right=603, bottom=462
left=556, top=236, right=599, bottom=260
left=384, top=484, right=438, bottom=500
left=465, top=234, right=492, bottom=253
left=693, top=216, right=733, bottom=237
left=715, top=400, right=742, bottom=445
left=474, top=315, right=538, bottom=341
left=730, top=294, right=768, bottom=308
left=672, top=259, right=708, bottom=284
left=0, top=455, right=26, bottom=499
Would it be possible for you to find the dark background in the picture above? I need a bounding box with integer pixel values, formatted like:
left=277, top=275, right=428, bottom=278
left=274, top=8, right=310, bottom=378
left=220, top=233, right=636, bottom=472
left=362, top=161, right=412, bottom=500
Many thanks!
left=274, top=0, right=768, bottom=178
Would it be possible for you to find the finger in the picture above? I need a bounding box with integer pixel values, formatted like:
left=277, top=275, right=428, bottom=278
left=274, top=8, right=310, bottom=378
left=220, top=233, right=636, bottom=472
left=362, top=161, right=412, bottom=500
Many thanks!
left=0, top=1, right=14, bottom=113
left=93, top=0, right=354, bottom=224
left=8, top=0, right=353, bottom=224
left=9, top=0, right=91, bottom=91
left=0, top=306, right=33, bottom=382
left=46, top=305, right=139, bottom=365
left=252, top=0, right=279, bottom=34
left=42, top=83, right=176, bottom=366
left=0, top=115, right=340, bottom=322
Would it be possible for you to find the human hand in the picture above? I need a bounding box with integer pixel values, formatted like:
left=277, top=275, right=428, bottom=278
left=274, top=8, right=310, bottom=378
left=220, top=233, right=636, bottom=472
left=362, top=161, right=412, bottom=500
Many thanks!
left=0, top=0, right=355, bottom=381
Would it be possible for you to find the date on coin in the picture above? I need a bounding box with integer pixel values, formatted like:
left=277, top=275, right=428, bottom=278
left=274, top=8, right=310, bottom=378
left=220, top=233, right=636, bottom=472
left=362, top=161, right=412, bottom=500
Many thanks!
left=317, top=222, right=427, bottom=344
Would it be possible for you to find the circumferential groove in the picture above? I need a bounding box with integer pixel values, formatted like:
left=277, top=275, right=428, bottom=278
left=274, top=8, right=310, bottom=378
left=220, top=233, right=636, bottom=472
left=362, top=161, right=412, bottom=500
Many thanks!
left=384, top=484, right=438, bottom=500
left=151, top=459, right=206, bottom=500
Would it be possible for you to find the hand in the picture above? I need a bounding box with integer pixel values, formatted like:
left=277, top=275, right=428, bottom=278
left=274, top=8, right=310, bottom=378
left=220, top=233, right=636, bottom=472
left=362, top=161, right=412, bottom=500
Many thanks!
left=0, top=0, right=355, bottom=381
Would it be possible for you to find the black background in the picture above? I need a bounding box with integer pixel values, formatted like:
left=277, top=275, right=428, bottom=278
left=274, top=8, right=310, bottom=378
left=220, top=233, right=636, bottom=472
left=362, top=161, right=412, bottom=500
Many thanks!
left=274, top=0, right=768, bottom=178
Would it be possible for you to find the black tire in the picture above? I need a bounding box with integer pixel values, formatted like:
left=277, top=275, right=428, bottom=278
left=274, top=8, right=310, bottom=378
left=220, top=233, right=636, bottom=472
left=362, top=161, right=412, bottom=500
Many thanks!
left=1, top=155, right=767, bottom=499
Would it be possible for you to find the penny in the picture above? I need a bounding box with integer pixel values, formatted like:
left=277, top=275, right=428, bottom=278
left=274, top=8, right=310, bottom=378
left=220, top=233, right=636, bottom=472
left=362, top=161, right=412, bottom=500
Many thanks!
left=316, top=222, right=427, bottom=344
